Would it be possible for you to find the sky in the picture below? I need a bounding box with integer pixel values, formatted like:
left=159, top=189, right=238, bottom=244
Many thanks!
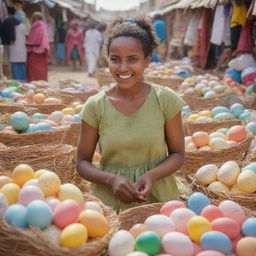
left=85, top=0, right=148, bottom=11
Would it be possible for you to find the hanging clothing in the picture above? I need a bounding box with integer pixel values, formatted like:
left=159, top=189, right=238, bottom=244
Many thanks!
left=211, top=4, right=231, bottom=46
left=84, top=28, right=102, bottom=74
left=237, top=19, right=253, bottom=53
left=184, top=10, right=200, bottom=46
left=65, top=28, right=84, bottom=63
left=0, top=15, right=20, bottom=45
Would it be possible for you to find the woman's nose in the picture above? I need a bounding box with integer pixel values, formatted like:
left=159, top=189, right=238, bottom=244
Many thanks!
left=119, top=61, right=128, bottom=72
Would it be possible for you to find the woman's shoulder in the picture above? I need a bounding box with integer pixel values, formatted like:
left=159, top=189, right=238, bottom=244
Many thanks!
left=86, top=90, right=106, bottom=105
left=150, top=83, right=180, bottom=99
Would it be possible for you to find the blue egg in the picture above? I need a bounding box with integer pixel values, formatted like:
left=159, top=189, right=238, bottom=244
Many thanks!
left=74, top=114, right=81, bottom=123
left=200, top=231, right=232, bottom=254
left=11, top=111, right=30, bottom=131
left=4, top=204, right=28, bottom=228
left=246, top=122, right=256, bottom=133
left=32, top=113, right=45, bottom=120
left=22, top=124, right=36, bottom=134
left=1, top=88, right=12, bottom=98
left=239, top=111, right=251, bottom=120
left=242, top=217, right=256, bottom=237
left=246, top=84, right=254, bottom=95
left=27, top=200, right=52, bottom=229
left=241, top=162, right=256, bottom=174
left=216, top=128, right=229, bottom=135
left=230, top=103, right=244, bottom=117
left=188, top=192, right=210, bottom=215
left=214, top=112, right=234, bottom=119
left=211, top=106, right=229, bottom=117
left=34, top=122, right=52, bottom=132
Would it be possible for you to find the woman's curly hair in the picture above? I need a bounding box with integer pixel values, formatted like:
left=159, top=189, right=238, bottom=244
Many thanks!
left=104, top=17, right=159, bottom=58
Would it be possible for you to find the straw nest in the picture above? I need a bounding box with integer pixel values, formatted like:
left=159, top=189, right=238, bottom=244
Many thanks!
left=118, top=195, right=256, bottom=231
left=0, top=144, right=76, bottom=184
left=58, top=89, right=98, bottom=104
left=0, top=125, right=69, bottom=146
left=144, top=75, right=183, bottom=90
left=187, top=175, right=256, bottom=211
left=183, top=135, right=253, bottom=175
left=0, top=193, right=119, bottom=256
left=184, top=118, right=242, bottom=136
left=96, top=70, right=114, bottom=87
left=0, top=100, right=36, bottom=115
left=26, top=103, right=66, bottom=114
left=64, top=123, right=81, bottom=147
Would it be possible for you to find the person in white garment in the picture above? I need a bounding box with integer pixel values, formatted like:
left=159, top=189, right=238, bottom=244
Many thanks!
left=84, top=23, right=102, bottom=76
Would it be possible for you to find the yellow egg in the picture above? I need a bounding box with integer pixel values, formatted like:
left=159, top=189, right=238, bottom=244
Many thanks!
left=60, top=223, right=88, bottom=247
left=236, top=237, right=256, bottom=256
left=58, top=183, right=84, bottom=207
left=217, top=161, right=240, bottom=186
left=62, top=107, right=75, bottom=115
left=12, top=164, right=35, bottom=186
left=230, top=185, right=245, bottom=194
left=35, top=169, right=49, bottom=178
left=71, top=102, right=81, bottom=108
left=187, top=114, right=199, bottom=122
left=208, top=181, right=229, bottom=192
left=236, top=170, right=256, bottom=193
left=75, top=104, right=83, bottom=113
left=0, top=176, right=13, bottom=188
left=79, top=209, right=109, bottom=238
left=209, top=137, right=227, bottom=150
left=38, top=171, right=61, bottom=197
left=198, top=110, right=212, bottom=118
left=0, top=183, right=20, bottom=204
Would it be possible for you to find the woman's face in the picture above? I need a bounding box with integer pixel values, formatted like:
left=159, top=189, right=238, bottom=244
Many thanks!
left=108, top=36, right=150, bottom=89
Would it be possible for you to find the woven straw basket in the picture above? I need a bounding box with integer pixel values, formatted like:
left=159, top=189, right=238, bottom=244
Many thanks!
left=144, top=76, right=183, bottom=90
left=185, top=118, right=242, bottom=136
left=183, top=136, right=253, bottom=175
left=0, top=144, right=76, bottom=184
left=0, top=125, right=68, bottom=146
left=58, top=89, right=98, bottom=104
left=96, top=70, right=114, bottom=87
left=0, top=104, right=36, bottom=115
left=188, top=175, right=256, bottom=211
left=64, top=123, right=81, bottom=147
left=26, top=103, right=66, bottom=114
left=0, top=193, right=119, bottom=256
left=242, top=94, right=256, bottom=109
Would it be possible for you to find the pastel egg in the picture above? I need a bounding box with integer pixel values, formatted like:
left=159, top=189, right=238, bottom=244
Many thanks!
left=188, top=216, right=212, bottom=243
left=129, top=223, right=147, bottom=239
left=23, top=178, right=39, bottom=188
left=53, top=199, right=80, bottom=229
left=32, top=112, right=45, bottom=119
left=214, top=112, right=234, bottom=119
left=188, top=192, right=211, bottom=215
left=162, top=232, right=194, bottom=256
left=196, top=251, right=225, bottom=256
left=218, top=200, right=246, bottom=226
left=18, top=185, right=44, bottom=206
left=4, top=204, right=28, bottom=228
left=49, top=111, right=64, bottom=123
left=195, top=164, right=218, bottom=186
left=211, top=106, right=229, bottom=117
left=0, top=176, right=13, bottom=188
left=192, top=131, right=209, bottom=147
left=201, top=205, right=224, bottom=222
left=144, top=214, right=174, bottom=237
left=239, top=112, right=251, bottom=120
left=0, top=183, right=21, bottom=205
left=230, top=103, right=244, bottom=118
left=63, top=114, right=75, bottom=123
left=45, top=196, right=61, bottom=212
left=60, top=223, right=88, bottom=248
left=27, top=200, right=52, bottom=229
left=227, top=125, right=247, bottom=143
left=236, top=237, right=256, bottom=256
left=62, top=107, right=75, bottom=115
left=169, top=208, right=196, bottom=234
left=108, top=230, right=135, bottom=256
left=246, top=122, right=256, bottom=133
left=43, top=225, right=61, bottom=244
left=12, top=164, right=35, bottom=186
left=236, top=170, right=256, bottom=193
left=0, top=193, right=8, bottom=214
left=200, top=231, right=232, bottom=254
left=33, top=93, right=45, bottom=104
left=208, top=181, right=229, bottom=192
left=209, top=137, right=227, bottom=150
left=241, top=217, right=256, bottom=237
left=126, top=252, right=148, bottom=256
left=84, top=201, right=103, bottom=214
left=217, top=161, right=240, bottom=186
left=241, top=162, right=256, bottom=174
left=38, top=171, right=61, bottom=197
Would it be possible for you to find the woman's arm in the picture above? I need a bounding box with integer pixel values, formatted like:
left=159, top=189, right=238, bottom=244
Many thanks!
left=76, top=121, right=143, bottom=203
left=136, top=112, right=185, bottom=196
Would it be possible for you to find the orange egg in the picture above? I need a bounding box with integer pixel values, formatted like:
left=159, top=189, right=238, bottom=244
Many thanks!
left=33, top=93, right=45, bottom=104
left=227, top=125, right=247, bottom=143
left=12, top=164, right=35, bottom=186
left=129, top=223, right=147, bottom=238
left=0, top=176, right=13, bottom=188
left=192, top=131, right=209, bottom=147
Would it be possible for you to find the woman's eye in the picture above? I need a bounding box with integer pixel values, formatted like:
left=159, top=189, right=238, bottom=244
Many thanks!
left=110, top=57, right=119, bottom=62
left=128, top=57, right=137, bottom=63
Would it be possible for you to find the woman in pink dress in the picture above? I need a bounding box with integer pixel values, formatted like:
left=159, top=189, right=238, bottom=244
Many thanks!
left=65, top=19, right=84, bottom=71
left=26, top=12, right=50, bottom=82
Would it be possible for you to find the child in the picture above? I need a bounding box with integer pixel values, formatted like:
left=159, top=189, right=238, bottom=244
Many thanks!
left=76, top=17, right=185, bottom=211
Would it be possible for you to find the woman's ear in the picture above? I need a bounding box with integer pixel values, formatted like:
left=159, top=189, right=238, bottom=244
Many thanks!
left=145, top=55, right=151, bottom=68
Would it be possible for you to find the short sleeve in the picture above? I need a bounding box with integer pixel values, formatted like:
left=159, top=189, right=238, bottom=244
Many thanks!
left=79, top=97, right=99, bottom=129
left=157, top=86, right=186, bottom=121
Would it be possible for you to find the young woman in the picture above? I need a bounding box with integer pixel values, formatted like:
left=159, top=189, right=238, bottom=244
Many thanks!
left=76, top=17, right=185, bottom=211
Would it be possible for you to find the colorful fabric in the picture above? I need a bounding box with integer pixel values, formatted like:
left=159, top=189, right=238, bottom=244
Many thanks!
left=226, top=68, right=242, bottom=83
left=11, top=63, right=26, bottom=81
left=154, top=20, right=166, bottom=41
left=79, top=84, right=185, bottom=211
left=237, top=19, right=253, bottom=53
left=71, top=46, right=79, bottom=60
left=231, top=4, right=247, bottom=27
left=27, top=52, right=48, bottom=82
left=184, top=10, right=200, bottom=46
left=56, top=43, right=65, bottom=61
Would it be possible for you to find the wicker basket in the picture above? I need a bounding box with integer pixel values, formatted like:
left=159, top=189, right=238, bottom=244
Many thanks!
left=71, top=172, right=92, bottom=193
left=0, top=104, right=36, bottom=115
left=96, top=70, right=114, bottom=87
left=0, top=144, right=76, bottom=184
left=144, top=76, right=183, bottom=90
left=0, top=125, right=68, bottom=146
left=0, top=193, right=119, bottom=256
left=242, top=94, right=256, bottom=109
left=26, top=103, right=66, bottom=114
left=183, top=136, right=253, bottom=175
left=64, top=123, right=80, bottom=147
left=58, top=89, right=98, bottom=104
left=185, top=118, right=242, bottom=136
left=188, top=175, right=256, bottom=210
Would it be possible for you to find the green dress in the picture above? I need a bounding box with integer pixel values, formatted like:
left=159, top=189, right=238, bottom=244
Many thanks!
left=79, top=84, right=185, bottom=211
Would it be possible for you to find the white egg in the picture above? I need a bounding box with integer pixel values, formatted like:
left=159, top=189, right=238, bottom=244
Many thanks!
left=43, top=225, right=61, bottom=245
left=209, top=132, right=226, bottom=140
left=126, top=252, right=148, bottom=256
left=209, top=137, right=228, bottom=150
left=84, top=201, right=103, bottom=214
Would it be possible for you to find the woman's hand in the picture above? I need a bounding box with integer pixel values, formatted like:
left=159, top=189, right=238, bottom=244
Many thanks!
left=110, top=174, right=144, bottom=204
left=135, top=173, right=152, bottom=200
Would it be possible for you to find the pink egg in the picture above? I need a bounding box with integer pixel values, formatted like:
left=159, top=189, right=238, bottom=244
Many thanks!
left=169, top=208, right=196, bottom=234
left=44, top=119, right=58, bottom=127
left=63, top=114, right=75, bottom=123
left=211, top=217, right=240, bottom=240
left=218, top=200, right=246, bottom=226
left=162, top=232, right=194, bottom=256
left=201, top=205, right=224, bottom=222
left=193, top=242, right=203, bottom=254
left=53, top=199, right=80, bottom=229
left=23, top=179, right=40, bottom=188
left=160, top=200, right=186, bottom=216
left=196, top=251, right=225, bottom=256
left=18, top=185, right=44, bottom=206
left=46, top=197, right=61, bottom=212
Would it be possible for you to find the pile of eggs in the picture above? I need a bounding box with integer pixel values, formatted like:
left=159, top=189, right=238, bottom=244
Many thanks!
left=108, top=192, right=256, bottom=256
left=185, top=104, right=256, bottom=123
left=16, top=92, right=62, bottom=105
left=185, top=125, right=247, bottom=152
left=0, top=164, right=110, bottom=248
left=195, top=161, right=256, bottom=193
left=181, top=74, right=231, bottom=99
left=61, top=84, right=97, bottom=93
